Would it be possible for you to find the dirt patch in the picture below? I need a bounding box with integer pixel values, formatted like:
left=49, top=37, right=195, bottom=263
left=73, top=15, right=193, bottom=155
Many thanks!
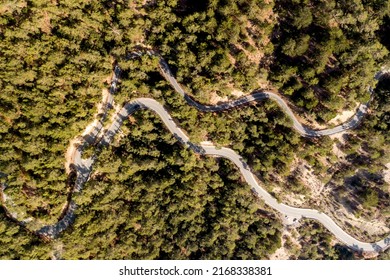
left=329, top=104, right=359, bottom=125
left=347, top=215, right=389, bottom=237
left=0, top=1, right=27, bottom=14
left=65, top=138, right=81, bottom=174
left=282, top=158, right=326, bottom=200
left=96, top=88, right=110, bottom=116
left=231, top=89, right=245, bottom=98
left=233, top=42, right=263, bottom=65
left=274, top=154, right=388, bottom=242
left=39, top=10, right=52, bottom=34
left=209, top=91, right=229, bottom=105
left=330, top=133, right=348, bottom=161
left=332, top=142, right=346, bottom=161
left=269, top=227, right=301, bottom=260
left=269, top=245, right=290, bottom=260
left=51, top=242, right=64, bottom=260
left=272, top=184, right=306, bottom=207
left=299, top=164, right=324, bottom=197
left=231, top=15, right=271, bottom=66
left=104, top=74, right=112, bottom=85
left=227, top=53, right=236, bottom=65
left=0, top=113, right=12, bottom=125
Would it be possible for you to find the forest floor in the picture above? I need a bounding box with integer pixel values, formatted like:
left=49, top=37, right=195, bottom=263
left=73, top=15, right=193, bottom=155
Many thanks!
left=384, top=163, right=390, bottom=191
left=269, top=226, right=300, bottom=260
left=271, top=142, right=389, bottom=244
left=209, top=91, right=229, bottom=105
left=329, top=104, right=359, bottom=125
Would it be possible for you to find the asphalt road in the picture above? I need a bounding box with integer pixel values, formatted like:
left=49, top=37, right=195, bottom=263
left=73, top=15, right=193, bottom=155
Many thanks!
left=159, top=57, right=370, bottom=137
left=1, top=52, right=388, bottom=253
left=112, top=97, right=389, bottom=253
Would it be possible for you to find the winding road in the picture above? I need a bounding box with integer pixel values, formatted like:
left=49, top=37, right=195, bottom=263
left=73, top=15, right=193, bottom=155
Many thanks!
left=1, top=50, right=389, bottom=254
left=158, top=57, right=371, bottom=137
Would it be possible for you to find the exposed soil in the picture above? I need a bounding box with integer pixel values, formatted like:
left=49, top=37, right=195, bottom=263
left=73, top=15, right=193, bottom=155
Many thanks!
left=329, top=104, right=359, bottom=125
left=269, top=226, right=301, bottom=260
left=383, top=163, right=390, bottom=192
left=209, top=91, right=229, bottom=105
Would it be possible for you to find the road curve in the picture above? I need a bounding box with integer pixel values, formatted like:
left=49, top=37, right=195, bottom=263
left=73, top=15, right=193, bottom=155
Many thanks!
left=1, top=51, right=388, bottom=254
left=114, top=97, right=389, bottom=253
left=158, top=54, right=370, bottom=137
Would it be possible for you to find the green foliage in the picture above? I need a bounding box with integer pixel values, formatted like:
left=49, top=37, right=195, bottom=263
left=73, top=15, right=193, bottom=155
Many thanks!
left=59, top=111, right=282, bottom=259
left=269, top=0, right=389, bottom=121
left=1, top=0, right=389, bottom=260
left=363, top=189, right=379, bottom=208
left=296, top=220, right=354, bottom=260
left=0, top=210, right=51, bottom=259
left=0, top=0, right=117, bottom=224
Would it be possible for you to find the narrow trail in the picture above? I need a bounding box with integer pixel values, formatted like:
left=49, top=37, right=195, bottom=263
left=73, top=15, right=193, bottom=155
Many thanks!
left=1, top=50, right=389, bottom=254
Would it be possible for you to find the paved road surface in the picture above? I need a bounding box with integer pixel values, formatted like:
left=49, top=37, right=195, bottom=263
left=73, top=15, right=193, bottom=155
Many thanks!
left=114, top=98, right=389, bottom=253
left=1, top=52, right=388, bottom=254
left=159, top=56, right=370, bottom=137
